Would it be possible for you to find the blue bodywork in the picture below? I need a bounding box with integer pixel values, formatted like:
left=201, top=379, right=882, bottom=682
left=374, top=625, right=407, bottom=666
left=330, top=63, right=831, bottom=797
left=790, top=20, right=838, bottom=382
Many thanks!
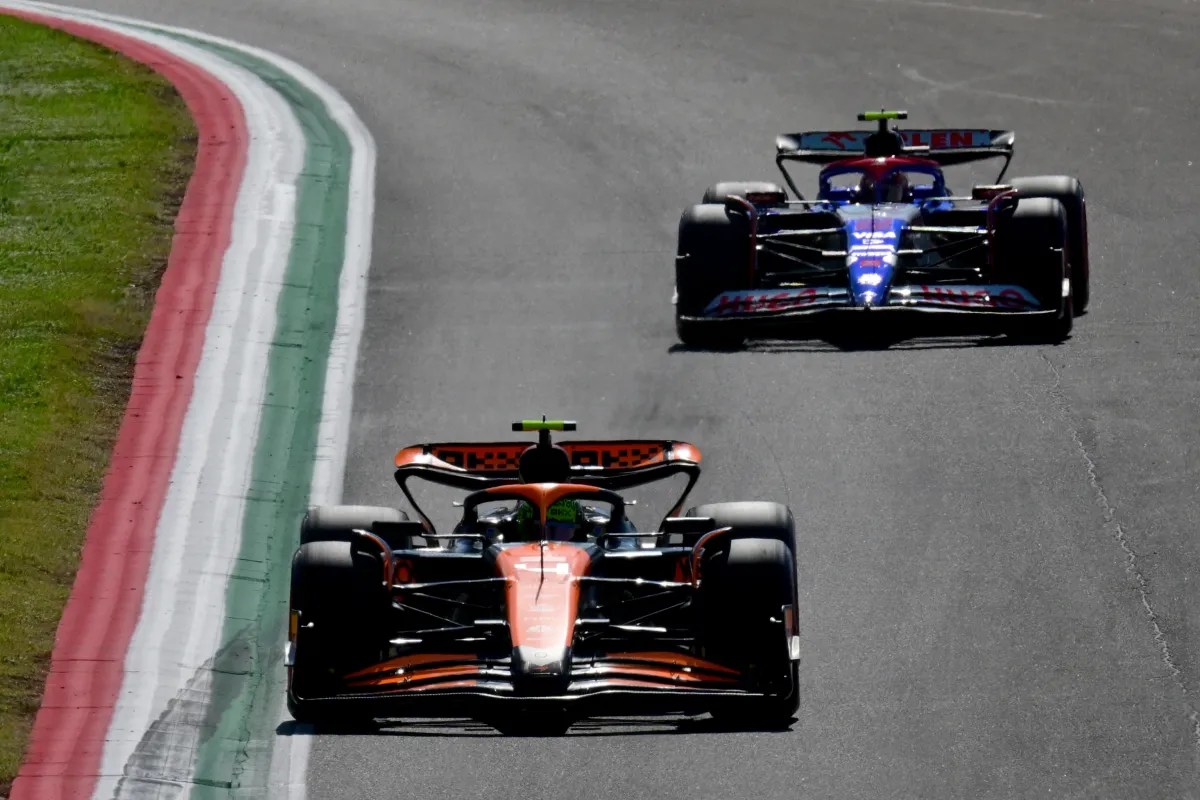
left=694, top=162, right=1042, bottom=319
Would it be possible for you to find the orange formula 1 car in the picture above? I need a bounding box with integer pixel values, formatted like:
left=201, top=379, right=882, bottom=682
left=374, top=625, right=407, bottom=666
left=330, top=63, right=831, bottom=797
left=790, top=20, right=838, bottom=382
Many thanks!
left=286, top=420, right=800, bottom=732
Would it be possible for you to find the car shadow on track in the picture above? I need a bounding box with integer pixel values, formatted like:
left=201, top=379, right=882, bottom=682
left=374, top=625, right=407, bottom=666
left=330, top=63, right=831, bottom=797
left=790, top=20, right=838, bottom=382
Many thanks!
left=669, top=332, right=1069, bottom=354
left=276, top=715, right=797, bottom=739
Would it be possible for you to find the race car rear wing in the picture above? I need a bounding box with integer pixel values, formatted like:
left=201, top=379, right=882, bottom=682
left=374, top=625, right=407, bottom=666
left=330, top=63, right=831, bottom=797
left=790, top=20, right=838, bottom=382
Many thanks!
left=393, top=438, right=704, bottom=531
left=394, top=439, right=702, bottom=486
left=775, top=128, right=1015, bottom=166
left=772, top=127, right=1015, bottom=198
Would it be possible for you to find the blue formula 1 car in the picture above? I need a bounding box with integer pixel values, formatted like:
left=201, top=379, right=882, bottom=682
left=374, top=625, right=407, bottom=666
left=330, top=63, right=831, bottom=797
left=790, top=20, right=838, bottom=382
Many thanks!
left=673, top=110, right=1089, bottom=348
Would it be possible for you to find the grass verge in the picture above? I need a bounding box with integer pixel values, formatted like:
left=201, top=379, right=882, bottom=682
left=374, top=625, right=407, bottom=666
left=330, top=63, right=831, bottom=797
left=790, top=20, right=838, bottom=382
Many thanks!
left=0, top=15, right=196, bottom=795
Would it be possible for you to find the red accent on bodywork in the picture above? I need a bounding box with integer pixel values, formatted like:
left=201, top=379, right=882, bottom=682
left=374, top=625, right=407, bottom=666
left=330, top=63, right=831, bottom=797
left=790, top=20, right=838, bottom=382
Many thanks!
left=820, top=154, right=942, bottom=182
left=2, top=12, right=248, bottom=800
left=820, top=131, right=859, bottom=150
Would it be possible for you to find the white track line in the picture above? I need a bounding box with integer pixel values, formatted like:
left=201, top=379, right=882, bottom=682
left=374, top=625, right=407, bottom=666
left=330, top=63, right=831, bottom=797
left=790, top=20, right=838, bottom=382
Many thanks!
left=9, top=4, right=377, bottom=798
left=1, top=3, right=306, bottom=796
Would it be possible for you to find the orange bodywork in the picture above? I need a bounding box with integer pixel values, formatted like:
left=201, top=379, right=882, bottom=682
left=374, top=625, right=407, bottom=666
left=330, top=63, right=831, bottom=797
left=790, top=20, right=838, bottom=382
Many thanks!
left=493, top=540, right=592, bottom=650
left=344, top=649, right=742, bottom=692
left=308, top=475, right=763, bottom=703
left=592, top=651, right=740, bottom=676
left=346, top=651, right=483, bottom=678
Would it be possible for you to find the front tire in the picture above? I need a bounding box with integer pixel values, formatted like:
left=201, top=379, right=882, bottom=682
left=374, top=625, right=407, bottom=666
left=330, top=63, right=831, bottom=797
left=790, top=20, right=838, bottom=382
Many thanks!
left=1009, top=176, right=1089, bottom=314
left=996, top=197, right=1072, bottom=343
left=700, top=537, right=800, bottom=727
left=287, top=541, right=388, bottom=725
left=674, top=204, right=748, bottom=350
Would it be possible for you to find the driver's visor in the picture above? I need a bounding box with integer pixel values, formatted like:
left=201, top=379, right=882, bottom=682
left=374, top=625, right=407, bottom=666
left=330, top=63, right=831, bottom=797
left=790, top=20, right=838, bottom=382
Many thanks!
left=545, top=520, right=580, bottom=542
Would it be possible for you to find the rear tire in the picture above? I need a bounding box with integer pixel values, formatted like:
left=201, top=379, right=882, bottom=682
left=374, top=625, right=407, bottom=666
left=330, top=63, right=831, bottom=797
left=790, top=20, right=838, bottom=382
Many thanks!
left=700, top=538, right=799, bottom=727
left=287, top=541, right=388, bottom=726
left=996, top=197, right=1072, bottom=343
left=685, top=501, right=796, bottom=552
left=701, top=181, right=787, bottom=206
left=300, top=504, right=408, bottom=546
left=1009, top=176, right=1089, bottom=314
left=675, top=204, right=748, bottom=350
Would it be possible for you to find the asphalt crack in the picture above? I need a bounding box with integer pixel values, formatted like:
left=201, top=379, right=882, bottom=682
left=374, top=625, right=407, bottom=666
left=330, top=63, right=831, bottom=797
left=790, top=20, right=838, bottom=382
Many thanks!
left=1039, top=353, right=1200, bottom=752
left=741, top=409, right=793, bottom=511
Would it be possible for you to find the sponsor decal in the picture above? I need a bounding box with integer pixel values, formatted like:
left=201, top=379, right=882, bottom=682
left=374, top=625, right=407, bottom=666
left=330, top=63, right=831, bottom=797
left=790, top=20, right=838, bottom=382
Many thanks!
left=848, top=231, right=898, bottom=264
left=891, top=284, right=1039, bottom=310
left=820, top=131, right=859, bottom=150
left=851, top=230, right=897, bottom=241
left=903, top=130, right=988, bottom=149
left=704, top=288, right=846, bottom=316
left=798, top=129, right=992, bottom=152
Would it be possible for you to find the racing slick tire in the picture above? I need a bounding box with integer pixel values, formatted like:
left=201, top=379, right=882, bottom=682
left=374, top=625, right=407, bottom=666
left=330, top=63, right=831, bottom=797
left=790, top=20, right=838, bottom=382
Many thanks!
left=996, top=197, right=1072, bottom=343
left=287, top=540, right=389, bottom=727
left=675, top=203, right=748, bottom=350
left=685, top=500, right=796, bottom=553
left=300, top=504, right=408, bottom=546
left=700, top=537, right=800, bottom=728
left=1009, top=176, right=1089, bottom=314
left=701, top=180, right=787, bottom=206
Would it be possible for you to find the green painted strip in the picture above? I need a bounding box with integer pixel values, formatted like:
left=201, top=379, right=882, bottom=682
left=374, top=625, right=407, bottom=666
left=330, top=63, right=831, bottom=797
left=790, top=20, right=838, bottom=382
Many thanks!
left=143, top=32, right=354, bottom=799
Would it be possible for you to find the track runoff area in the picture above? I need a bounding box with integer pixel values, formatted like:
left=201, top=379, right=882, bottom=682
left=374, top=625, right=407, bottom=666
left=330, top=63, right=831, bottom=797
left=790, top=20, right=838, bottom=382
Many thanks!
left=0, top=3, right=375, bottom=798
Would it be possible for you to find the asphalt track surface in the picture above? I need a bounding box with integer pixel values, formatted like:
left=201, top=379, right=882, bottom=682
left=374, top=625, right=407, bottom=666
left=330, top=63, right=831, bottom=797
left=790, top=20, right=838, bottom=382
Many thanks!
left=75, top=0, right=1200, bottom=796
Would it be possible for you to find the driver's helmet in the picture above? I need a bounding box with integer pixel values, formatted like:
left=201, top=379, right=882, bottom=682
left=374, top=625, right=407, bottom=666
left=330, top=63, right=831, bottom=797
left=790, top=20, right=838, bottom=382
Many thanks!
left=513, top=498, right=586, bottom=542
left=880, top=171, right=912, bottom=202
left=545, top=498, right=585, bottom=541
left=852, top=175, right=876, bottom=203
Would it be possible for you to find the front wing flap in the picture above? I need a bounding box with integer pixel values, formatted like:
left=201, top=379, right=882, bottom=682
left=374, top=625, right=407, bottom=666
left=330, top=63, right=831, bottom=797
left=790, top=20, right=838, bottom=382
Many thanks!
left=691, top=284, right=1045, bottom=320
left=291, top=649, right=763, bottom=716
